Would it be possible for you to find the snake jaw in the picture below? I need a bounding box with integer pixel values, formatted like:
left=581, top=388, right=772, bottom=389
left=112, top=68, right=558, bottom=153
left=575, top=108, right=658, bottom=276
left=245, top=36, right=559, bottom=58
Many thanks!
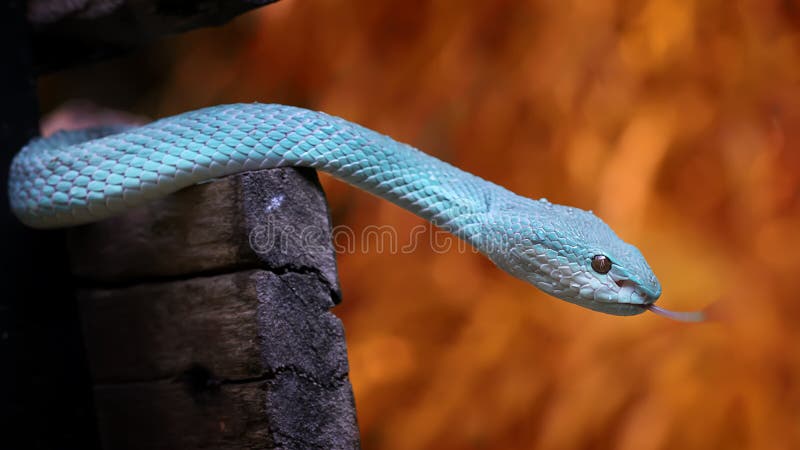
left=587, top=270, right=704, bottom=322
left=614, top=279, right=652, bottom=305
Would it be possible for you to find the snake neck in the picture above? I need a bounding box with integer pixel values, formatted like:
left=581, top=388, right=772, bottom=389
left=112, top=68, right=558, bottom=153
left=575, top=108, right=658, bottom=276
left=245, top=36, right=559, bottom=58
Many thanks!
left=343, top=163, right=494, bottom=248
left=233, top=104, right=498, bottom=249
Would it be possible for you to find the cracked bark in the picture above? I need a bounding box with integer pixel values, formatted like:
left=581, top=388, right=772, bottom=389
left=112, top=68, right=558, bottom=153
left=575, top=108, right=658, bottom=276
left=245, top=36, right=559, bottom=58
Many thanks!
left=71, top=168, right=360, bottom=449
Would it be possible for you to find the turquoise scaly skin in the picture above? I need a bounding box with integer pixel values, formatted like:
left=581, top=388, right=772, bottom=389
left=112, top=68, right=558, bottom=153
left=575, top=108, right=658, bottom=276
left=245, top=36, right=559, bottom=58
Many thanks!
left=9, top=103, right=664, bottom=316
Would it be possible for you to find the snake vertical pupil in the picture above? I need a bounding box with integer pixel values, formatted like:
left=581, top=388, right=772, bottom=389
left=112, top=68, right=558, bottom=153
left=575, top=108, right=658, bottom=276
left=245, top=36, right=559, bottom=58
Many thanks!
left=591, top=255, right=612, bottom=274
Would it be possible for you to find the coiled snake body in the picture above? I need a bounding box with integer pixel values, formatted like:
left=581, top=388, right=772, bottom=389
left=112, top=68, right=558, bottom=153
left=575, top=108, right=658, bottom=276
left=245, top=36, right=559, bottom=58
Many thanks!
left=9, top=103, right=701, bottom=320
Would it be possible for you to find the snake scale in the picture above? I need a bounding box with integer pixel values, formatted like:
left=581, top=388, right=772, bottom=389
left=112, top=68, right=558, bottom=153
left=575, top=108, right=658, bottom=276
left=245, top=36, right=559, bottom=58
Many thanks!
left=9, top=103, right=702, bottom=321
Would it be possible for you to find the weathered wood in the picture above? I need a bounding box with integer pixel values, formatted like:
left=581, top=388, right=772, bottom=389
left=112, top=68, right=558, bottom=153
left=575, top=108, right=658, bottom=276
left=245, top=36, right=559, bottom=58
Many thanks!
left=71, top=168, right=360, bottom=449
left=79, top=270, right=349, bottom=383
left=80, top=271, right=265, bottom=382
left=68, top=168, right=340, bottom=298
left=30, top=0, right=280, bottom=74
left=83, top=270, right=357, bottom=449
left=94, top=381, right=270, bottom=450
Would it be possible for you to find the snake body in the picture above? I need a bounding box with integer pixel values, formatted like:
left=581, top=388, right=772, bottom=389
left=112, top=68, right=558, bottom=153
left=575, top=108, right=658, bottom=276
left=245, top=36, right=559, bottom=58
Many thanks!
left=9, top=103, right=700, bottom=319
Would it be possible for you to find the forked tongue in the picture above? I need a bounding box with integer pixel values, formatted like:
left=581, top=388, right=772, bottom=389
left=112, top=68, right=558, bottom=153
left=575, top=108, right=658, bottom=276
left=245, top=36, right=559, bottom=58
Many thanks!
left=647, top=304, right=705, bottom=322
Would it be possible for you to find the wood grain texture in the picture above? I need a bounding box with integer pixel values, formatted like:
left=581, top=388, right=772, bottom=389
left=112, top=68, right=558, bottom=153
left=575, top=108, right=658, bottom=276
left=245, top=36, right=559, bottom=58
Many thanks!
left=79, top=271, right=264, bottom=382
left=82, top=270, right=358, bottom=449
left=93, top=381, right=269, bottom=450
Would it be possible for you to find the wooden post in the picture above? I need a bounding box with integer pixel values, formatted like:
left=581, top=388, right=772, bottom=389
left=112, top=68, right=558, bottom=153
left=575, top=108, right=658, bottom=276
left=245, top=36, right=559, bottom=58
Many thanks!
left=68, top=168, right=361, bottom=449
left=3, top=1, right=362, bottom=448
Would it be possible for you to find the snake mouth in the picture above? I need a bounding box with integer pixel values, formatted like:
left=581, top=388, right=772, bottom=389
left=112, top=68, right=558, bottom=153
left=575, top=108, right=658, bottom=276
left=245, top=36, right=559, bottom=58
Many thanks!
left=610, top=278, right=703, bottom=321
left=612, top=279, right=655, bottom=305
left=612, top=279, right=703, bottom=321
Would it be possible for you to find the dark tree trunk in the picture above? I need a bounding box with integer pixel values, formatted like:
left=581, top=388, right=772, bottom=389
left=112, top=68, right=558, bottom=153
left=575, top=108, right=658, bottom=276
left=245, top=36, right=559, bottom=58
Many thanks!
left=69, top=169, right=359, bottom=449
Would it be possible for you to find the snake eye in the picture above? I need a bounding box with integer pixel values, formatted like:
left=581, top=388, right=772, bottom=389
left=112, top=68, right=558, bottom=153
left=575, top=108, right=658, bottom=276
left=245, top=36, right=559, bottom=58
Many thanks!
left=591, top=255, right=612, bottom=274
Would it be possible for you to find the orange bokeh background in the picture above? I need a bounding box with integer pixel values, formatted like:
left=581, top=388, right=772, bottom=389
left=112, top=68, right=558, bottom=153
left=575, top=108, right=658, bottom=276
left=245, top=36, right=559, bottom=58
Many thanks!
left=41, top=0, right=800, bottom=448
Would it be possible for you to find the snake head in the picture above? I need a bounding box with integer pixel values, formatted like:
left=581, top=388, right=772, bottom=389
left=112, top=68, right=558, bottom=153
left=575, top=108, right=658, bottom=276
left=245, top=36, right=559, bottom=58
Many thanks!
left=574, top=243, right=663, bottom=315
left=483, top=198, right=663, bottom=316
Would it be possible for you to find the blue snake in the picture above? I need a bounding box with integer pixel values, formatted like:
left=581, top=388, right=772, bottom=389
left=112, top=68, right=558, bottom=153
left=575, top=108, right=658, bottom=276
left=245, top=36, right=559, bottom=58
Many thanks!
left=9, top=103, right=702, bottom=321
